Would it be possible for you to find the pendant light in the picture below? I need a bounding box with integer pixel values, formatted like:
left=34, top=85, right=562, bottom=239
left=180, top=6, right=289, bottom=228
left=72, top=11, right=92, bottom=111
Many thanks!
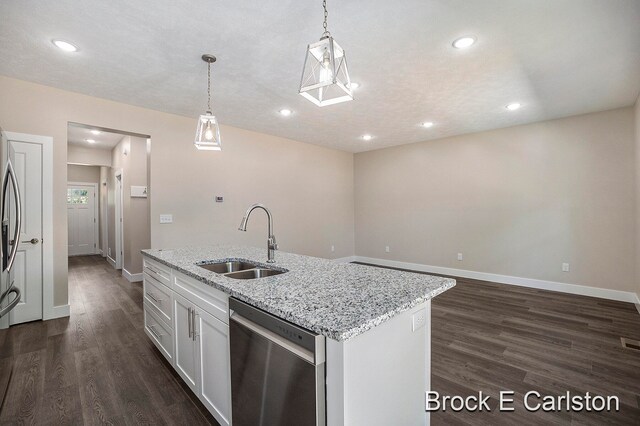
left=194, top=54, right=222, bottom=151
left=299, top=0, right=353, bottom=107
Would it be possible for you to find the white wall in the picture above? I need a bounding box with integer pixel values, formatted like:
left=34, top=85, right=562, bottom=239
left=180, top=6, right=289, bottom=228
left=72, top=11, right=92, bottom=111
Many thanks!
left=355, top=108, right=636, bottom=294
left=67, top=145, right=112, bottom=167
left=0, top=75, right=355, bottom=306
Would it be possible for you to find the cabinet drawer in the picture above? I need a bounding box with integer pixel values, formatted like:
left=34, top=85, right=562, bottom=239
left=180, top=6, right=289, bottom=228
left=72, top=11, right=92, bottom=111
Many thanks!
left=143, top=257, right=171, bottom=288
left=144, top=302, right=174, bottom=365
left=173, top=270, right=229, bottom=325
left=144, top=273, right=173, bottom=325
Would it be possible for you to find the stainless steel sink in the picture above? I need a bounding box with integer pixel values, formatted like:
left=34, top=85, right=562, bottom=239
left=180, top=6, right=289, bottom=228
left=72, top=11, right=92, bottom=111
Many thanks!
left=197, top=260, right=257, bottom=274
left=196, top=259, right=287, bottom=280
left=225, top=268, right=286, bottom=280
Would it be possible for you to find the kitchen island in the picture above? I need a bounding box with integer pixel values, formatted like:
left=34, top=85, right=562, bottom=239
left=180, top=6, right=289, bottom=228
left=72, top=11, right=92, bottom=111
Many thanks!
left=141, top=246, right=454, bottom=426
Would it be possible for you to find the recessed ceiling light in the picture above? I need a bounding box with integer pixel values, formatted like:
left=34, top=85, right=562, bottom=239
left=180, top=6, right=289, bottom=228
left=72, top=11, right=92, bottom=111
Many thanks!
left=452, top=36, right=476, bottom=49
left=421, top=122, right=434, bottom=128
left=90, top=130, right=101, bottom=135
left=349, top=82, right=360, bottom=90
left=362, top=134, right=373, bottom=141
left=52, top=39, right=78, bottom=52
left=85, top=139, right=96, bottom=144
left=279, top=109, right=292, bottom=116
left=505, top=102, right=522, bottom=111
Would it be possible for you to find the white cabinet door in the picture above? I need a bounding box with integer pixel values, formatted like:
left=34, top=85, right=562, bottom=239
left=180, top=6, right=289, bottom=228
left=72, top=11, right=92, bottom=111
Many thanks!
left=196, top=308, right=231, bottom=426
left=173, top=292, right=198, bottom=393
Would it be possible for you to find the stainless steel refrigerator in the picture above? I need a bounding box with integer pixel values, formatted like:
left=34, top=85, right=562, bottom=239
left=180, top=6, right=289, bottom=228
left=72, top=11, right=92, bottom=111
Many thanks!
left=0, top=126, right=22, bottom=328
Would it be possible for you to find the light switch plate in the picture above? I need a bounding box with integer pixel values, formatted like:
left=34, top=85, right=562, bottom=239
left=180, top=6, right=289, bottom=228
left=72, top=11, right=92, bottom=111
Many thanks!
left=160, top=214, right=173, bottom=224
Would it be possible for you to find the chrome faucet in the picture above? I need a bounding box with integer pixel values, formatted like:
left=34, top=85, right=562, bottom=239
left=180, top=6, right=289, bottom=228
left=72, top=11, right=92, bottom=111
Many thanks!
left=238, top=203, right=278, bottom=263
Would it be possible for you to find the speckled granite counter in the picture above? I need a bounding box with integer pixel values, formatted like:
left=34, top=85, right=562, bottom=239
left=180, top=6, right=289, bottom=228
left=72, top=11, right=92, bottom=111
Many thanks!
left=141, top=245, right=455, bottom=341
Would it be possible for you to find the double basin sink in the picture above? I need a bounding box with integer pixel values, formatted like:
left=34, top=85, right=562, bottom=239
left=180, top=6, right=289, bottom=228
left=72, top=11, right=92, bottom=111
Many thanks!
left=196, top=259, right=287, bottom=280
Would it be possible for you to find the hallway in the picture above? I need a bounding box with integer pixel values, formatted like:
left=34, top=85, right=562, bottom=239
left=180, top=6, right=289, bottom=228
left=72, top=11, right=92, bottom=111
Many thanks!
left=0, top=255, right=217, bottom=425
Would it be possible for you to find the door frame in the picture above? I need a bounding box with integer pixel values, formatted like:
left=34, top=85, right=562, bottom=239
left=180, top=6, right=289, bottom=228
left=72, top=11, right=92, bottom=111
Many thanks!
left=67, top=181, right=99, bottom=256
left=4, top=132, right=58, bottom=320
left=115, top=169, right=123, bottom=270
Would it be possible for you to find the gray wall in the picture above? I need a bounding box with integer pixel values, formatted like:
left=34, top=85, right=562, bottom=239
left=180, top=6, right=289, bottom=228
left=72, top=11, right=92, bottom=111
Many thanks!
left=635, top=96, right=640, bottom=300
left=108, top=136, right=150, bottom=275
left=354, top=108, right=636, bottom=293
left=67, top=164, right=100, bottom=183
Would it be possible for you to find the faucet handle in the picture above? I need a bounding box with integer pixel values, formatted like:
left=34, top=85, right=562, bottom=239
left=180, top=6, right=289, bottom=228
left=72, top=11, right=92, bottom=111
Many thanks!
left=268, top=236, right=278, bottom=251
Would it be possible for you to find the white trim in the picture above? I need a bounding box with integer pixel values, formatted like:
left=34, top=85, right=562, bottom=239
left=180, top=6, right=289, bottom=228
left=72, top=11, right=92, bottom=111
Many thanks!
left=6, top=132, right=57, bottom=320
left=48, top=304, right=70, bottom=319
left=354, top=256, right=639, bottom=304
left=114, top=169, right=123, bottom=270
left=107, top=255, right=117, bottom=268
left=333, top=256, right=357, bottom=263
left=123, top=268, right=143, bottom=283
left=67, top=181, right=99, bottom=255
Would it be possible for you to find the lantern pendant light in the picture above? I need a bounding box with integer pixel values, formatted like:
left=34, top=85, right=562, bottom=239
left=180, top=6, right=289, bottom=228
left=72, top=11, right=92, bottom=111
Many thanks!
left=299, top=0, right=353, bottom=107
left=194, top=54, right=222, bottom=151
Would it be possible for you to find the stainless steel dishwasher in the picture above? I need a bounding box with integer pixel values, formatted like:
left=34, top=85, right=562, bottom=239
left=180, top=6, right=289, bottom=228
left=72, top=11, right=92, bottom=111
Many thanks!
left=229, top=298, right=326, bottom=426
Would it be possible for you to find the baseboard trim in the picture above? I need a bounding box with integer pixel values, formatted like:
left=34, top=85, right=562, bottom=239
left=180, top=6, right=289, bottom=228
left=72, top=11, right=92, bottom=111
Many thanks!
left=354, top=256, right=638, bottom=304
left=44, top=304, right=70, bottom=321
left=123, top=268, right=143, bottom=283
left=333, top=256, right=358, bottom=263
left=107, top=255, right=116, bottom=268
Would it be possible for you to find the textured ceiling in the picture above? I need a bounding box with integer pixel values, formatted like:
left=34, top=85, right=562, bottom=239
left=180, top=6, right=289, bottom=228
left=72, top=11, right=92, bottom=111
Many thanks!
left=1, top=0, right=639, bottom=153
left=67, top=124, right=124, bottom=150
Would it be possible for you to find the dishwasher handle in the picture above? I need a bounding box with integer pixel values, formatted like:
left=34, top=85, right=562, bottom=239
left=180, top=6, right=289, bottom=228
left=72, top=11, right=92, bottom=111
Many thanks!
left=230, top=311, right=315, bottom=364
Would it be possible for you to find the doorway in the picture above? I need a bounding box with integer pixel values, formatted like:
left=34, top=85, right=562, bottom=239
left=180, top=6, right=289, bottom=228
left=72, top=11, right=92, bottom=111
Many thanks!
left=67, top=182, right=99, bottom=256
left=66, top=123, right=150, bottom=283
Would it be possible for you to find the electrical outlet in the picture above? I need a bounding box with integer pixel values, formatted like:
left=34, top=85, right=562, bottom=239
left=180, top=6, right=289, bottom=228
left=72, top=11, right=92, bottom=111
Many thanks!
left=562, top=263, right=570, bottom=272
left=457, top=253, right=463, bottom=261
left=160, top=214, right=173, bottom=224
left=385, top=246, right=390, bottom=253
left=215, top=196, right=224, bottom=203
left=412, top=309, right=426, bottom=332
left=331, top=245, right=335, bottom=252
left=108, top=247, right=111, bottom=256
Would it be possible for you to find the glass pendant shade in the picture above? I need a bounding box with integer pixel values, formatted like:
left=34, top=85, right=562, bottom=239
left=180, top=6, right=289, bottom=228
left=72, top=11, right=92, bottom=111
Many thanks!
left=194, top=112, right=221, bottom=151
left=299, top=36, right=353, bottom=107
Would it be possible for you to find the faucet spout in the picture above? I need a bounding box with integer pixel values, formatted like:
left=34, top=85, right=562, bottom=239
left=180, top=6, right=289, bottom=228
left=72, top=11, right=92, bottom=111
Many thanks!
left=238, top=203, right=278, bottom=263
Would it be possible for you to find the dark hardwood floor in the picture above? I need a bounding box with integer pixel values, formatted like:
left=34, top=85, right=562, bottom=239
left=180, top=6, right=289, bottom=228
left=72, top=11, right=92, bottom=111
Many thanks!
left=1, top=256, right=639, bottom=424
left=0, top=255, right=218, bottom=425
left=357, top=262, right=640, bottom=425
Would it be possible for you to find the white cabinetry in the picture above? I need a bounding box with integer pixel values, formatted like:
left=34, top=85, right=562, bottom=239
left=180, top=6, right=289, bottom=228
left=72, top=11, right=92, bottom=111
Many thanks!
left=173, top=291, right=199, bottom=393
left=197, top=308, right=231, bottom=424
left=143, top=257, right=231, bottom=426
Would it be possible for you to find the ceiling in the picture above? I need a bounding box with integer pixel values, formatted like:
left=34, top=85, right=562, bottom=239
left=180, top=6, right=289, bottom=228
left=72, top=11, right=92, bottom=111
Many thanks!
left=1, top=0, right=639, bottom=153
left=67, top=124, right=125, bottom=150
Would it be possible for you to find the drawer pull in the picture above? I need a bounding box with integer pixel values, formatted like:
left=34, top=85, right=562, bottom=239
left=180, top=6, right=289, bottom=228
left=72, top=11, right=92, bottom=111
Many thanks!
left=147, top=291, right=162, bottom=303
left=148, top=324, right=164, bottom=339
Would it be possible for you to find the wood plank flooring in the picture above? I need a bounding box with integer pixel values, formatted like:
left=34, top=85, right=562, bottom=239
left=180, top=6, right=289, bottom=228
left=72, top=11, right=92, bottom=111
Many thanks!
left=0, top=255, right=218, bottom=425
left=1, top=256, right=639, bottom=424
left=357, top=262, right=640, bottom=425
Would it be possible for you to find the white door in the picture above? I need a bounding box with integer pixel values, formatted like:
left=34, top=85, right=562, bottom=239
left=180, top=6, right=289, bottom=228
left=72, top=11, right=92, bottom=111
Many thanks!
left=173, top=292, right=199, bottom=393
left=8, top=140, right=43, bottom=324
left=197, top=308, right=231, bottom=426
left=67, top=184, right=97, bottom=256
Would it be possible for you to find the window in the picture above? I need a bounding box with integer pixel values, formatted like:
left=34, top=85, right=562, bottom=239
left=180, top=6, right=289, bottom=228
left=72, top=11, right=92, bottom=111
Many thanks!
left=67, top=188, right=89, bottom=204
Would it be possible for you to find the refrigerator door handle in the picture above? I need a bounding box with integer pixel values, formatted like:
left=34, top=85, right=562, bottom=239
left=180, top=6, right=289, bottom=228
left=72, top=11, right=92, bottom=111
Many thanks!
left=0, top=284, right=20, bottom=318
left=2, top=161, right=21, bottom=273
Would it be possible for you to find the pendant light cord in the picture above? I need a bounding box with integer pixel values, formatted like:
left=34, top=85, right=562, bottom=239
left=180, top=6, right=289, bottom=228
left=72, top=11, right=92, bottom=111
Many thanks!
left=207, top=61, right=212, bottom=113
left=322, top=0, right=330, bottom=37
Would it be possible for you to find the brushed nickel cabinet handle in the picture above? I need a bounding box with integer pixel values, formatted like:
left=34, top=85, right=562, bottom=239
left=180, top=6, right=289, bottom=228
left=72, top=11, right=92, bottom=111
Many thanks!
left=188, top=307, right=192, bottom=338
left=148, top=324, right=163, bottom=339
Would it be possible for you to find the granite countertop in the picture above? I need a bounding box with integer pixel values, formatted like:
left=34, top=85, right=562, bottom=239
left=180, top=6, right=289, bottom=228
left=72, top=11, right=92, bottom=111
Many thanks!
left=141, top=245, right=455, bottom=341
